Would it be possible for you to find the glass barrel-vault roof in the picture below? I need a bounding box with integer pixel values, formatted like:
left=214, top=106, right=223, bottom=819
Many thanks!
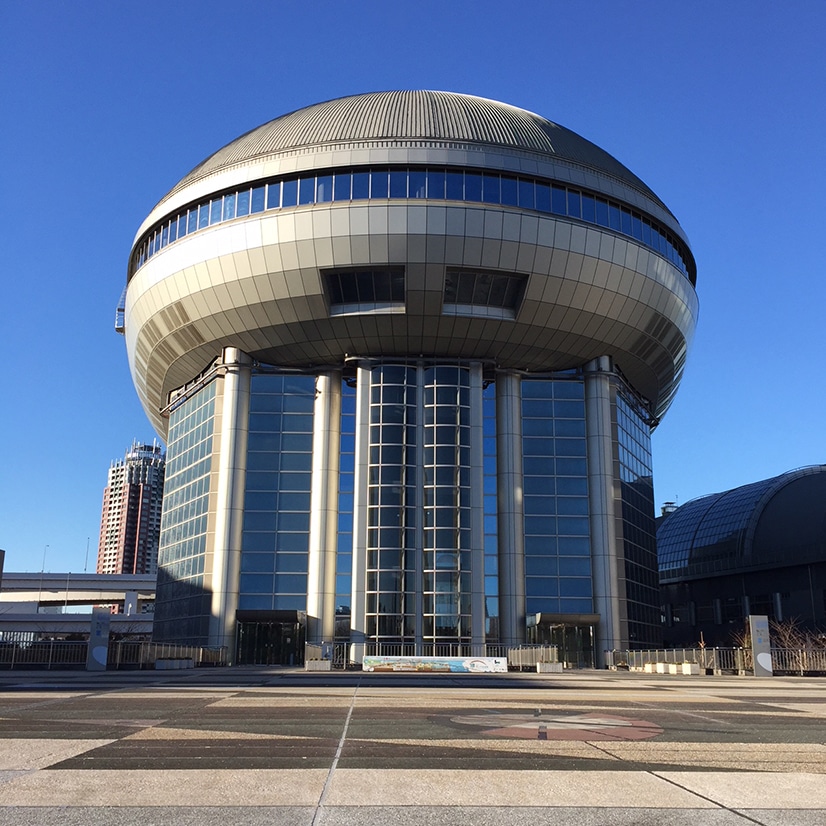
left=657, top=469, right=821, bottom=580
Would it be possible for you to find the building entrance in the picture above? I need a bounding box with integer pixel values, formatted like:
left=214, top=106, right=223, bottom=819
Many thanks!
left=235, top=612, right=304, bottom=665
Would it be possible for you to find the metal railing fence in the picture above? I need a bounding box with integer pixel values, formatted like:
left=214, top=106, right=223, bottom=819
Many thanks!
left=0, top=640, right=227, bottom=670
left=608, top=647, right=826, bottom=675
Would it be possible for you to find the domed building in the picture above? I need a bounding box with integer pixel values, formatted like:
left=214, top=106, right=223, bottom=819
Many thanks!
left=121, top=91, right=698, bottom=666
left=658, top=466, right=826, bottom=647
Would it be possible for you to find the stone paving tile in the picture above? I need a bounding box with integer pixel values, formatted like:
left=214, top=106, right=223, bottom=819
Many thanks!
left=314, top=807, right=764, bottom=826
left=737, top=812, right=826, bottom=826
left=0, top=768, right=327, bottom=806
left=656, top=771, right=826, bottom=809
left=0, top=808, right=315, bottom=826
left=0, top=739, right=114, bottom=770
left=49, top=736, right=338, bottom=770
left=324, top=768, right=718, bottom=807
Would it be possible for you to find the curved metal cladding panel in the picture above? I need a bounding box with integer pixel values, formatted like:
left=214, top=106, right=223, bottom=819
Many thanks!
left=658, top=466, right=826, bottom=579
left=125, top=92, right=698, bottom=437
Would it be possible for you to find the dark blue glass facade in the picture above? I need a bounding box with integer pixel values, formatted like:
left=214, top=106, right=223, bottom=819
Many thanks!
left=614, top=391, right=659, bottom=647
left=239, top=374, right=315, bottom=612
left=521, top=378, right=592, bottom=616
left=154, top=381, right=215, bottom=643
left=153, top=365, right=660, bottom=657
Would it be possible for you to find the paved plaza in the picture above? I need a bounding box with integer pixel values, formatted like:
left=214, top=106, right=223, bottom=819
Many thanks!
left=0, top=667, right=823, bottom=824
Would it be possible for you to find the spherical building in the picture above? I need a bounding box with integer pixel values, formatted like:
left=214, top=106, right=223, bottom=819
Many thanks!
left=122, top=91, right=698, bottom=665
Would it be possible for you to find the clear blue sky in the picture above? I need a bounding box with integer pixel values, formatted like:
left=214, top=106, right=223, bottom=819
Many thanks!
left=2, top=1, right=824, bottom=573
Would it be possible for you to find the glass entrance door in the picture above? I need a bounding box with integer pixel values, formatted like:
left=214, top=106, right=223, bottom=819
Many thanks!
left=236, top=621, right=304, bottom=665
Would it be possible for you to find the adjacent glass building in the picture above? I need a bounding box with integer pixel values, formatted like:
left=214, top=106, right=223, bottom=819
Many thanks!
left=658, top=466, right=826, bottom=647
left=121, top=92, right=698, bottom=666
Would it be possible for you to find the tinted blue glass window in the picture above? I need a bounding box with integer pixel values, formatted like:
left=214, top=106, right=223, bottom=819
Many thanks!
left=210, top=198, right=222, bottom=225
left=245, top=511, right=277, bottom=531
left=526, top=577, right=558, bottom=598
left=500, top=177, right=518, bottom=206
left=177, top=215, right=188, bottom=238
left=334, top=173, right=351, bottom=201
left=482, top=174, right=500, bottom=204
left=556, top=476, right=588, bottom=495
left=523, top=418, right=554, bottom=437
left=620, top=208, right=632, bottom=235
left=251, top=186, right=265, bottom=213
left=595, top=198, right=609, bottom=226
left=559, top=557, right=590, bottom=576
left=641, top=219, right=651, bottom=245
left=581, top=194, right=596, bottom=223
left=198, top=204, right=210, bottom=229
left=567, top=190, right=581, bottom=219
left=389, top=170, right=407, bottom=198
left=243, top=532, right=275, bottom=552
left=409, top=170, right=426, bottom=198
left=426, top=170, right=445, bottom=199
left=558, top=577, right=591, bottom=597
left=535, top=183, right=551, bottom=212
left=557, top=536, right=590, bottom=555
left=517, top=179, right=534, bottom=209
left=316, top=175, right=333, bottom=203
left=236, top=189, right=250, bottom=216
left=267, top=182, right=281, bottom=209
left=298, top=177, right=315, bottom=205
left=278, top=533, right=309, bottom=552
left=241, top=553, right=275, bottom=572
left=161, top=224, right=169, bottom=247
left=223, top=193, right=236, bottom=221
left=526, top=556, right=557, bottom=576
left=240, top=573, right=274, bottom=593
left=274, top=574, right=306, bottom=593
left=631, top=214, right=643, bottom=241
left=609, top=204, right=621, bottom=231
left=557, top=515, right=589, bottom=534
left=446, top=171, right=464, bottom=200
left=276, top=553, right=307, bottom=572
left=552, top=186, right=567, bottom=215
left=465, top=173, right=482, bottom=202
left=352, top=172, right=370, bottom=200
left=281, top=179, right=297, bottom=207
left=370, top=169, right=388, bottom=198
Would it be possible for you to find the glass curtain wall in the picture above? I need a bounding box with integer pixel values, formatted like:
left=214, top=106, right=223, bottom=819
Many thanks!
left=239, top=373, right=315, bottom=612
left=522, top=378, right=592, bottom=615
left=154, top=381, right=215, bottom=643
left=422, top=366, right=474, bottom=650
left=361, top=363, right=478, bottom=653
left=614, top=387, right=660, bottom=647
left=365, top=365, right=417, bottom=646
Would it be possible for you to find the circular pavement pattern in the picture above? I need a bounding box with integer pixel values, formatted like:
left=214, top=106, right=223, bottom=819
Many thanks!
left=450, top=711, right=663, bottom=741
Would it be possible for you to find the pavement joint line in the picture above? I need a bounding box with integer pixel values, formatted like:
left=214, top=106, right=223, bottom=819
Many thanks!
left=312, top=675, right=361, bottom=824
left=650, top=771, right=768, bottom=824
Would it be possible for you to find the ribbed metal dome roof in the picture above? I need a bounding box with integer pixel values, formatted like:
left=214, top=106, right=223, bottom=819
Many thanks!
left=167, top=90, right=661, bottom=205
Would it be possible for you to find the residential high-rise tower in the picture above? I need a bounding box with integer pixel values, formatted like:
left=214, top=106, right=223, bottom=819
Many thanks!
left=97, top=441, right=165, bottom=576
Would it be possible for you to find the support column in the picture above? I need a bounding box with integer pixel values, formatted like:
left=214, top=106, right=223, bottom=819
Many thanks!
left=496, top=371, right=525, bottom=648
left=469, top=363, right=486, bottom=654
left=307, top=370, right=342, bottom=644
left=584, top=356, right=624, bottom=665
left=209, top=347, right=252, bottom=663
left=349, top=363, right=371, bottom=664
